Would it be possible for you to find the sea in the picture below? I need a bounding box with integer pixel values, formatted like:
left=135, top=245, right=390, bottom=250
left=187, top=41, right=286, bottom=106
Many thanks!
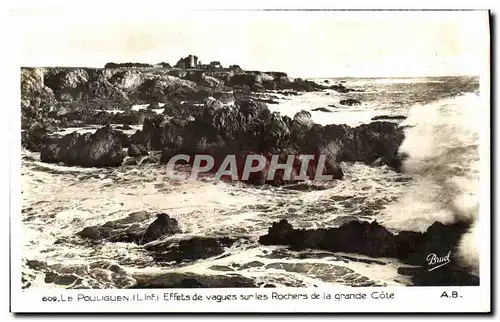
left=20, top=76, right=483, bottom=288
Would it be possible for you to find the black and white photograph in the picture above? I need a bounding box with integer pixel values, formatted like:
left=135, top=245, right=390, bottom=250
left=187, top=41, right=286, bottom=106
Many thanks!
left=9, top=6, right=491, bottom=313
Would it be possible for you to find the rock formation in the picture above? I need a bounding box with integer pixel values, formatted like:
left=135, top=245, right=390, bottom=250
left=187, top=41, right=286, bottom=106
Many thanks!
left=258, top=219, right=479, bottom=286
left=40, top=125, right=126, bottom=167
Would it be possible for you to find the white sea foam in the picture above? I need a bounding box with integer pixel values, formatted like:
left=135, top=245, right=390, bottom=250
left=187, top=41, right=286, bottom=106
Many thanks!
left=131, top=103, right=165, bottom=114
left=54, top=124, right=142, bottom=136
left=381, top=93, right=481, bottom=273
left=21, top=78, right=482, bottom=287
left=268, top=91, right=397, bottom=126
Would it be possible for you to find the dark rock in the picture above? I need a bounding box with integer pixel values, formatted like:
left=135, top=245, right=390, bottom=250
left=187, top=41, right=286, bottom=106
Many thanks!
left=311, top=107, right=332, bottom=113
left=330, top=84, right=351, bottom=93
left=258, top=219, right=479, bottom=285
left=266, top=77, right=329, bottom=92
left=123, top=157, right=138, bottom=166
left=135, top=114, right=187, bottom=151
left=259, top=219, right=471, bottom=268
left=26, top=260, right=48, bottom=271
left=44, top=271, right=80, bottom=285
left=113, top=109, right=147, bottom=125
left=128, top=144, right=148, bottom=157
left=40, top=125, right=125, bottom=167
left=43, top=69, right=90, bottom=102
left=293, top=110, right=312, bottom=123
left=209, top=265, right=235, bottom=272
left=339, top=99, right=361, bottom=106
left=141, top=213, right=181, bottom=244
left=159, top=147, right=178, bottom=164
left=238, top=261, right=265, bottom=270
left=77, top=212, right=179, bottom=244
left=263, top=284, right=277, bottom=288
left=116, top=124, right=133, bottom=130
left=77, top=225, right=118, bottom=241
left=44, top=68, right=129, bottom=104
left=296, top=122, right=405, bottom=169
left=21, top=68, right=57, bottom=131
left=289, top=111, right=314, bottom=149
left=345, top=122, right=405, bottom=165
left=144, top=236, right=235, bottom=264
left=21, top=122, right=51, bottom=152
left=371, top=115, right=407, bottom=121
left=56, top=109, right=112, bottom=127
left=147, top=102, right=161, bottom=109
left=227, top=73, right=268, bottom=91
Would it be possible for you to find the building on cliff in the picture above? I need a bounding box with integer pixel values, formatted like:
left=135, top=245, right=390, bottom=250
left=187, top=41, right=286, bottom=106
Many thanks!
left=175, top=55, right=199, bottom=69
left=174, top=55, right=225, bottom=70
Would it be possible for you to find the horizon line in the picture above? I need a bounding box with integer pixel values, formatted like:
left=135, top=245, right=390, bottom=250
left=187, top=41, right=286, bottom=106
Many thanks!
left=19, top=65, right=480, bottom=79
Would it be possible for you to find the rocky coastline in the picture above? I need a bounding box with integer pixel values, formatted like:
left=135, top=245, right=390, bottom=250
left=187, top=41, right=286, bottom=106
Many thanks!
left=20, top=64, right=477, bottom=288
left=22, top=66, right=404, bottom=185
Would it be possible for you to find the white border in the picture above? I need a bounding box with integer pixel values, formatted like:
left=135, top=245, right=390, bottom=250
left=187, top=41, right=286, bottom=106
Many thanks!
left=3, top=3, right=493, bottom=316
left=10, top=287, right=492, bottom=313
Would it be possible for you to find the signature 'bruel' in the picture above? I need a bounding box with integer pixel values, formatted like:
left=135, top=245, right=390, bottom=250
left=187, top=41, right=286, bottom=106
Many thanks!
left=426, top=251, right=451, bottom=271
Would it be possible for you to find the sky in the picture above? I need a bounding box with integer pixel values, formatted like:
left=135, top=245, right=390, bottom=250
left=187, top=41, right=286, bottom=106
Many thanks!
left=10, top=8, right=489, bottom=78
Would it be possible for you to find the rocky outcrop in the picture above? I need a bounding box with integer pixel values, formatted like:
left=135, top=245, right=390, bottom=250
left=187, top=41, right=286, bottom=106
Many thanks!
left=259, top=219, right=469, bottom=265
left=77, top=212, right=180, bottom=244
left=77, top=212, right=232, bottom=264
left=116, top=124, right=133, bottom=130
left=147, top=102, right=161, bottom=109
left=23, top=67, right=358, bottom=115
left=339, top=99, right=361, bottom=106
left=264, top=77, right=328, bottom=92
left=311, top=107, right=332, bottom=113
left=28, top=66, right=405, bottom=181
left=258, top=219, right=479, bottom=286
left=144, top=236, right=235, bottom=264
left=20, top=66, right=358, bottom=142
left=371, top=115, right=407, bottom=121
left=44, top=69, right=91, bottom=101
left=44, top=68, right=129, bottom=105
left=227, top=73, right=275, bottom=91
left=127, top=144, right=149, bottom=157
left=40, top=125, right=125, bottom=167
left=21, top=122, right=52, bottom=152
left=37, top=95, right=404, bottom=183
left=21, top=68, right=58, bottom=131
left=129, top=99, right=403, bottom=184
left=141, top=213, right=181, bottom=244
left=294, top=121, right=405, bottom=168
left=330, top=84, right=351, bottom=93
left=27, top=67, right=209, bottom=109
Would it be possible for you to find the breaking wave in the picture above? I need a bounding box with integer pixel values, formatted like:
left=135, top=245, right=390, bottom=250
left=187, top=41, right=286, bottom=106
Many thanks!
left=382, top=93, right=481, bottom=274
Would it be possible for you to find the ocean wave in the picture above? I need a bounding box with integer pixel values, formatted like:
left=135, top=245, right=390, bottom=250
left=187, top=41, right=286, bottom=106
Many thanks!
left=381, top=93, right=481, bottom=274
